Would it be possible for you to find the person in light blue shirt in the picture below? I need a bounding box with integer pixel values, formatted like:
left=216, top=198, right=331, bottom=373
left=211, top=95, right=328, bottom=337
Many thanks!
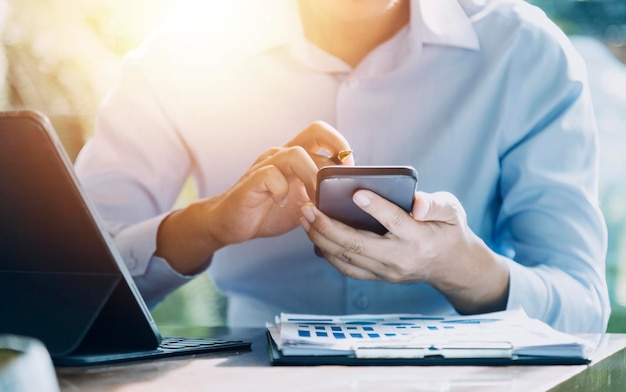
left=74, top=0, right=610, bottom=332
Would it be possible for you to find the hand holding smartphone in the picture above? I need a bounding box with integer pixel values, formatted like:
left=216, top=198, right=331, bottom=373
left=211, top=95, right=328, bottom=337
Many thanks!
left=316, top=166, right=418, bottom=235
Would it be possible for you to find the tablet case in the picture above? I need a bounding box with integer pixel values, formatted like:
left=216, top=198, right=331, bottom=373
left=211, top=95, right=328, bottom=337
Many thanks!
left=0, top=110, right=249, bottom=364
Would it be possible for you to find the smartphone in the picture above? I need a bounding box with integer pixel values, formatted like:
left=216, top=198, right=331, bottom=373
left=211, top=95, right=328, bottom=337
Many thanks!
left=316, top=166, right=418, bottom=235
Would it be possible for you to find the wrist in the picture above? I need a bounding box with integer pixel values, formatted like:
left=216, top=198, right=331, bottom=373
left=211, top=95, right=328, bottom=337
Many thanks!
left=430, top=232, right=510, bottom=314
left=155, top=199, right=224, bottom=275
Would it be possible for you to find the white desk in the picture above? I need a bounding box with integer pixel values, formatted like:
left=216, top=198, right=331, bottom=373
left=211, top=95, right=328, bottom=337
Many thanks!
left=56, top=327, right=626, bottom=391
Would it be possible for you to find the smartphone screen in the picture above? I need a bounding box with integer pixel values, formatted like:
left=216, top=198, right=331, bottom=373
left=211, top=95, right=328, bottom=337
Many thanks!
left=316, top=166, right=418, bottom=234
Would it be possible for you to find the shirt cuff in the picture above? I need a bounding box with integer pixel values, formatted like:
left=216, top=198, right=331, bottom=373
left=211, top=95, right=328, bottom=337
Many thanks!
left=113, top=213, right=170, bottom=276
left=133, top=256, right=197, bottom=308
left=112, top=212, right=208, bottom=307
left=505, top=258, right=549, bottom=320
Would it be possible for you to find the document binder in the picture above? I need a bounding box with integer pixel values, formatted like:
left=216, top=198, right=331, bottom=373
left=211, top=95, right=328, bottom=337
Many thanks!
left=266, top=309, right=592, bottom=366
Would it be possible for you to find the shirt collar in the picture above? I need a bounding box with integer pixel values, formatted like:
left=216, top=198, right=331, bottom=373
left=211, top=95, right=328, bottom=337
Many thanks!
left=245, top=0, right=480, bottom=59
left=416, top=0, right=480, bottom=50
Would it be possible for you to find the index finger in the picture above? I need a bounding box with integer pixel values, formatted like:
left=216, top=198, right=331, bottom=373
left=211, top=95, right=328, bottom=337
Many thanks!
left=285, top=121, right=355, bottom=166
left=260, top=146, right=319, bottom=201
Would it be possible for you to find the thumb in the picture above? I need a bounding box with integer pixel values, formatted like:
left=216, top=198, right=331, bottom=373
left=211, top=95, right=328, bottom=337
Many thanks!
left=412, top=191, right=466, bottom=225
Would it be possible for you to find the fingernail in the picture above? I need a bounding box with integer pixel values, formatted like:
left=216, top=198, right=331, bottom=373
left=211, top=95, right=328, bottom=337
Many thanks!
left=353, top=191, right=371, bottom=207
left=301, top=205, right=315, bottom=223
left=414, top=197, right=429, bottom=220
left=300, top=216, right=310, bottom=232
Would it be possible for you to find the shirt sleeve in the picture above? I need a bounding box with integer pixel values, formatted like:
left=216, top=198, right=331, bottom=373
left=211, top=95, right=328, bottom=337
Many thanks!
left=495, top=18, right=610, bottom=333
left=74, top=51, right=200, bottom=306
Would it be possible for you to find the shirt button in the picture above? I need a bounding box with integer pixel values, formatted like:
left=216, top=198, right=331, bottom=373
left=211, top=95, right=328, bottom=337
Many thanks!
left=346, top=78, right=359, bottom=89
left=354, top=294, right=369, bottom=310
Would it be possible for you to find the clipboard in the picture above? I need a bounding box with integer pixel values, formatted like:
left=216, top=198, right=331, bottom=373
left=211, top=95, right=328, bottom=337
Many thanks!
left=266, top=332, right=590, bottom=366
left=265, top=310, right=593, bottom=366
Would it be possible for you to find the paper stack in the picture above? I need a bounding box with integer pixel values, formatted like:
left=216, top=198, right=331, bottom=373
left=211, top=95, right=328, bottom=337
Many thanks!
left=266, top=308, right=594, bottom=365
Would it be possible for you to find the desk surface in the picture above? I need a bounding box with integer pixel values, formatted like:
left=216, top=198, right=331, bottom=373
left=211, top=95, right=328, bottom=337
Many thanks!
left=56, top=327, right=626, bottom=392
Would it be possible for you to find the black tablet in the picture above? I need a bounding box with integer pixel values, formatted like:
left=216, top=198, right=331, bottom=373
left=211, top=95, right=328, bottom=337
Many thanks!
left=0, top=110, right=250, bottom=366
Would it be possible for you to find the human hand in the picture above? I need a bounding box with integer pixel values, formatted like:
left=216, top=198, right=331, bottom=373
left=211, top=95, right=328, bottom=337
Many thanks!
left=300, top=190, right=509, bottom=314
left=155, top=121, right=353, bottom=274
left=207, top=121, right=354, bottom=245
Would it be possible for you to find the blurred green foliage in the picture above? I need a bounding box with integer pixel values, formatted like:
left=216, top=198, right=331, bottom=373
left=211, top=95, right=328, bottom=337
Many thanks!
left=529, top=0, right=626, bottom=62
left=1, top=0, right=227, bottom=327
left=1, top=0, right=183, bottom=150
left=528, top=0, right=626, bottom=332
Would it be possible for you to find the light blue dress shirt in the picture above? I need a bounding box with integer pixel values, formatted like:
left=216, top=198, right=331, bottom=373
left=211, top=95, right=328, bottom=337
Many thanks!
left=75, top=0, right=610, bottom=332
